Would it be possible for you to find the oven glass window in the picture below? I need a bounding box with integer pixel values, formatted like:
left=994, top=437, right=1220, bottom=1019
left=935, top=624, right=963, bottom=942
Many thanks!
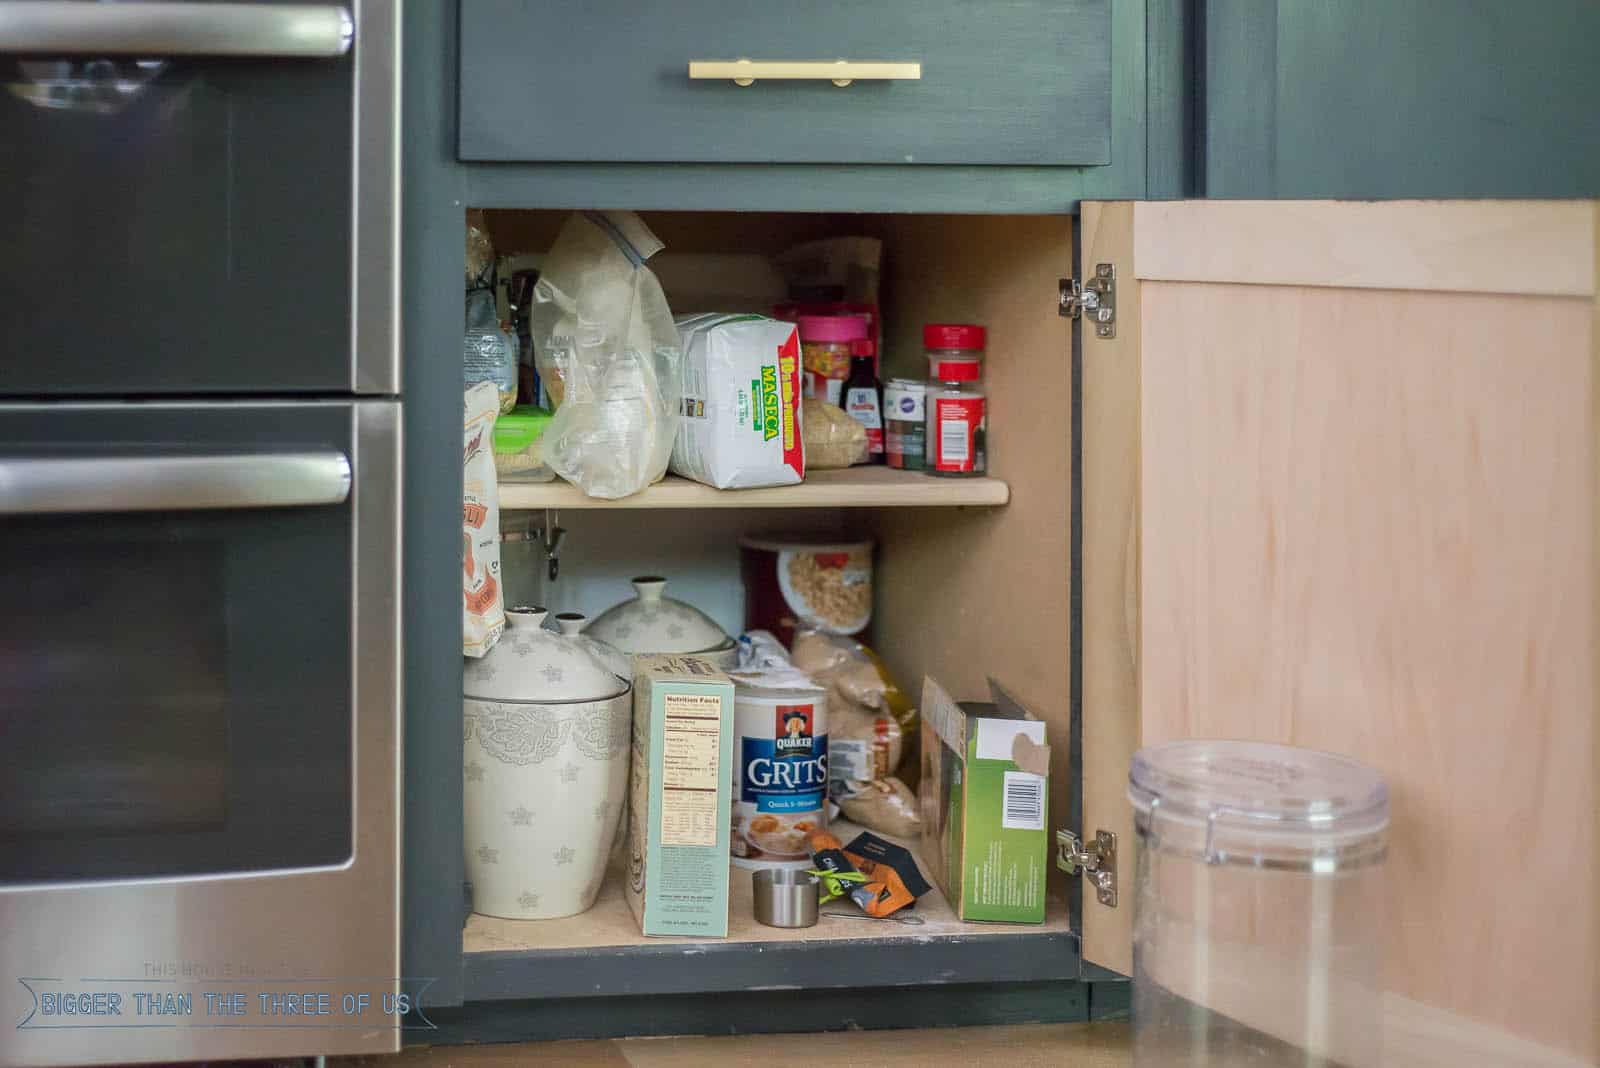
left=0, top=410, right=358, bottom=883
left=1, top=543, right=229, bottom=840
left=0, top=50, right=353, bottom=394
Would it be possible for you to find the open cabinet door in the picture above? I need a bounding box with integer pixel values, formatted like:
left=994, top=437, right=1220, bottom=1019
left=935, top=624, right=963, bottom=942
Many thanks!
left=1079, top=200, right=1598, bottom=1066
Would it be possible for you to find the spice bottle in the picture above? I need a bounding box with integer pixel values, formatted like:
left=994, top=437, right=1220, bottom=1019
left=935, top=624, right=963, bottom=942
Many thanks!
left=797, top=315, right=868, bottom=406
left=884, top=377, right=927, bottom=470
left=841, top=338, right=885, bottom=463
left=923, top=324, right=987, bottom=477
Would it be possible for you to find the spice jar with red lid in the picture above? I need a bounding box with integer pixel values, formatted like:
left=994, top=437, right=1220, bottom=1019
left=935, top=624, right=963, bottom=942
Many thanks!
left=922, top=324, right=987, bottom=477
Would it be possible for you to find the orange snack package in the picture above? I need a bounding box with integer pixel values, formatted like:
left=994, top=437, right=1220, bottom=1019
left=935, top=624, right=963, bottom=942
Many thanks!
left=843, top=832, right=932, bottom=918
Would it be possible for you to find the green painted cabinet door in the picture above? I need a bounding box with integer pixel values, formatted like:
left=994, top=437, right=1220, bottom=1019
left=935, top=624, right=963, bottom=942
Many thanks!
left=1204, top=1, right=1600, bottom=198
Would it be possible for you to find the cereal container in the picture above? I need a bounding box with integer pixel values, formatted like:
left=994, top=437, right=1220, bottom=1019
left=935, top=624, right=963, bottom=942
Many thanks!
left=740, top=535, right=873, bottom=647
left=1130, top=741, right=1389, bottom=1067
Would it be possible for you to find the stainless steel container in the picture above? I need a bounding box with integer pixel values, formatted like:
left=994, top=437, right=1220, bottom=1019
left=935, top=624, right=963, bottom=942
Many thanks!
left=752, top=869, right=820, bottom=928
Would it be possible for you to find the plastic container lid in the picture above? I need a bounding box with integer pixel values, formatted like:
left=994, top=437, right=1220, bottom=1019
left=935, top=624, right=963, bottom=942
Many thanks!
left=797, top=315, right=869, bottom=343
left=929, top=355, right=982, bottom=382
left=1128, top=740, right=1389, bottom=871
left=493, top=406, right=553, bottom=452
left=923, top=323, right=987, bottom=350
left=739, top=533, right=873, bottom=554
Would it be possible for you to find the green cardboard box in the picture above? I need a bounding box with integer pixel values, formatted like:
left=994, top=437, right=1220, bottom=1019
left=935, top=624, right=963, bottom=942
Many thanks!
left=919, top=676, right=1051, bottom=923
left=625, top=655, right=736, bottom=937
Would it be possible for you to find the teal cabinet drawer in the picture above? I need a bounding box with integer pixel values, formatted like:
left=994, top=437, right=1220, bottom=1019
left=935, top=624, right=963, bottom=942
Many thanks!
left=458, top=0, right=1112, bottom=166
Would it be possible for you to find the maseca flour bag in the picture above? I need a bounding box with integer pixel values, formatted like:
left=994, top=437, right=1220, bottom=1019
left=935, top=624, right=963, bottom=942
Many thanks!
left=670, top=314, right=804, bottom=490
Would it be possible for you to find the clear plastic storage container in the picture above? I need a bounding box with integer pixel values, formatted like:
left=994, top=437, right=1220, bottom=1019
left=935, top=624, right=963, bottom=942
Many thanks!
left=1128, top=741, right=1389, bottom=1068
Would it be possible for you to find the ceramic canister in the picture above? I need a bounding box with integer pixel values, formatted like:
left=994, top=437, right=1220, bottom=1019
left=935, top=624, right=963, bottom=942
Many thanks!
left=462, top=607, right=632, bottom=920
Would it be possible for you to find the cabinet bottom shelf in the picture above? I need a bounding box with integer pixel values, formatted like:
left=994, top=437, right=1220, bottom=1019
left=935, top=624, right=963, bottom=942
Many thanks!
left=461, top=821, right=1078, bottom=1002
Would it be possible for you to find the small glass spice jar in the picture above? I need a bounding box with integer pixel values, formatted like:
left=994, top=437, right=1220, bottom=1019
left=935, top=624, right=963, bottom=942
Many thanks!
left=797, top=315, right=868, bottom=406
left=884, top=377, right=927, bottom=470
left=923, top=324, right=987, bottom=477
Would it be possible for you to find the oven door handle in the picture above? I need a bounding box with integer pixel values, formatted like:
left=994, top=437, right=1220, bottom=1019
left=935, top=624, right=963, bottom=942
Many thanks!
left=0, top=2, right=352, bottom=57
left=0, top=452, right=353, bottom=514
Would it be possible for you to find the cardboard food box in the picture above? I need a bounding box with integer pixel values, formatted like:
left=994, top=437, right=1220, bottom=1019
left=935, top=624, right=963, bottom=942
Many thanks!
left=918, top=676, right=1051, bottom=923
left=626, top=655, right=737, bottom=937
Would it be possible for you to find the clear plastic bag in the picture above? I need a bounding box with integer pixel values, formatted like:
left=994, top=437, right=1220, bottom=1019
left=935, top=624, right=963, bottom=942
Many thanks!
left=801, top=396, right=867, bottom=469
left=789, top=628, right=922, bottom=838
left=528, top=212, right=682, bottom=500
left=464, top=288, right=518, bottom=414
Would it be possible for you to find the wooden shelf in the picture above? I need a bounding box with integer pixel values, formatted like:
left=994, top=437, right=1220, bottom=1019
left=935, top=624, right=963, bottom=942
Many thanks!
left=460, top=820, right=1075, bottom=1002
left=498, top=467, right=1010, bottom=511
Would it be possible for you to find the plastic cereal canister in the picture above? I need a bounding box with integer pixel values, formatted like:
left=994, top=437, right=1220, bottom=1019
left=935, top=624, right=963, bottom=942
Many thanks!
left=1127, top=740, right=1390, bottom=1067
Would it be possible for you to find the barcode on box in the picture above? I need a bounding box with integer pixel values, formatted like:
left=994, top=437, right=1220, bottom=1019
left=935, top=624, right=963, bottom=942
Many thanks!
left=940, top=420, right=969, bottom=463
left=1001, top=771, right=1045, bottom=831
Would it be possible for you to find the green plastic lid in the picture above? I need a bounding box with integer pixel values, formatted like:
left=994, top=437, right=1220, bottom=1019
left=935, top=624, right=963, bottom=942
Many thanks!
left=493, top=406, right=552, bottom=453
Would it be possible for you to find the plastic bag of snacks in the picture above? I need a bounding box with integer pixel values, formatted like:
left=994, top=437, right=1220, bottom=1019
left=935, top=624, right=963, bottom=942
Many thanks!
left=464, top=289, right=519, bottom=414
left=528, top=211, right=682, bottom=499
left=463, top=382, right=505, bottom=657
left=464, top=213, right=518, bottom=414
left=790, top=628, right=921, bottom=837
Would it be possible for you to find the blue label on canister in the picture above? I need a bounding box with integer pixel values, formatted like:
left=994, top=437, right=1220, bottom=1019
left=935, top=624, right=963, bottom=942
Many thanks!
left=741, top=735, right=829, bottom=813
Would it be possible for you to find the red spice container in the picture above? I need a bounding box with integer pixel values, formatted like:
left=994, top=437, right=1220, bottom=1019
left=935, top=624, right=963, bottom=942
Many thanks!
left=923, top=324, right=987, bottom=477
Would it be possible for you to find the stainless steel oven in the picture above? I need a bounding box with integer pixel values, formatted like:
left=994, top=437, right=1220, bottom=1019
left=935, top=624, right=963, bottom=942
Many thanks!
left=0, top=0, right=397, bottom=396
left=0, top=4, right=402, bottom=1065
left=0, top=401, right=401, bottom=1066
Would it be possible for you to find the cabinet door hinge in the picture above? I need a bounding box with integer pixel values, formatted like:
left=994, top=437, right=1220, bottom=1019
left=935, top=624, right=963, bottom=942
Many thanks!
left=1059, top=263, right=1116, bottom=338
left=1056, top=828, right=1118, bottom=907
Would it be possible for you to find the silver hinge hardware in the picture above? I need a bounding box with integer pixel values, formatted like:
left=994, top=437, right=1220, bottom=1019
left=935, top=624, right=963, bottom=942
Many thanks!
left=1059, top=263, right=1117, bottom=338
left=1056, top=828, right=1118, bottom=907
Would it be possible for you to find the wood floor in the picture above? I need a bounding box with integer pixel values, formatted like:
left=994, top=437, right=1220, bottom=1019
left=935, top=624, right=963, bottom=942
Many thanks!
left=339, top=1021, right=1132, bottom=1067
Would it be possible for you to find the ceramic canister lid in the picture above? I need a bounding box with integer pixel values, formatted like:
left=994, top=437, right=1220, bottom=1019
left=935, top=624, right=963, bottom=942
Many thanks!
left=463, top=606, right=629, bottom=703
left=585, top=576, right=732, bottom=656
left=553, top=611, right=633, bottom=679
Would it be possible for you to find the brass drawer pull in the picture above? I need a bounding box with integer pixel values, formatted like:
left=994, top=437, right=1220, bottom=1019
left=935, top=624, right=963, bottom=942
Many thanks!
left=689, top=59, right=922, bottom=87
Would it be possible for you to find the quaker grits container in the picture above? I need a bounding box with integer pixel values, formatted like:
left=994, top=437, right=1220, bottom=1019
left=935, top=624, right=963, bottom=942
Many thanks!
left=462, top=607, right=632, bottom=920
left=728, top=677, right=829, bottom=871
left=740, top=535, right=873, bottom=647
left=1128, top=741, right=1389, bottom=1068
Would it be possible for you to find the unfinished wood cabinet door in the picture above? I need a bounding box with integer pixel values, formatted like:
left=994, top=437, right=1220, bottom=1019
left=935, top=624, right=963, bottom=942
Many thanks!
left=1079, top=200, right=1598, bottom=1066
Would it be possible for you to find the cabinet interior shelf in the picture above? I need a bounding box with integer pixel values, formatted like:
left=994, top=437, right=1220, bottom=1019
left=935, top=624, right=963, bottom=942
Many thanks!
left=460, top=819, right=1075, bottom=1002
left=498, top=467, right=1010, bottom=511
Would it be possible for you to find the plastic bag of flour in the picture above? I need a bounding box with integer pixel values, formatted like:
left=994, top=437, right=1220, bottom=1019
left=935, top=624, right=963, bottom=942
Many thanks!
left=463, top=381, right=505, bottom=657
left=528, top=211, right=682, bottom=500
left=671, top=314, right=804, bottom=490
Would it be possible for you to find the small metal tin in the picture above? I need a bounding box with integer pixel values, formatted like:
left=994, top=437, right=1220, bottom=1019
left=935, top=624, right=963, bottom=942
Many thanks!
left=752, top=868, right=820, bottom=928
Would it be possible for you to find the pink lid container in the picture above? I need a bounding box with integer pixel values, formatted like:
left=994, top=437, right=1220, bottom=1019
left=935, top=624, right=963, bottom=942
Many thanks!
left=797, top=315, right=868, bottom=343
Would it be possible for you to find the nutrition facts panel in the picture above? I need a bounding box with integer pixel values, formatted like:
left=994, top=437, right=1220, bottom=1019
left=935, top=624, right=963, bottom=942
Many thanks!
left=660, top=693, right=723, bottom=847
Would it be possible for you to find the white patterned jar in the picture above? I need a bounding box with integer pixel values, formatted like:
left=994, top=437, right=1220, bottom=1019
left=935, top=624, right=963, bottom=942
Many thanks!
left=585, top=576, right=739, bottom=668
left=462, top=607, right=631, bottom=920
